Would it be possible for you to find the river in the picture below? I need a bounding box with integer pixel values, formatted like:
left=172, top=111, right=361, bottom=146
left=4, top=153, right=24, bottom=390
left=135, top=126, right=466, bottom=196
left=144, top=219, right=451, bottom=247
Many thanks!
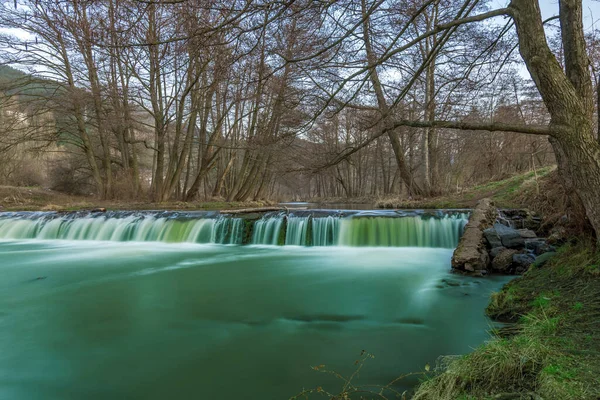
left=0, top=211, right=508, bottom=399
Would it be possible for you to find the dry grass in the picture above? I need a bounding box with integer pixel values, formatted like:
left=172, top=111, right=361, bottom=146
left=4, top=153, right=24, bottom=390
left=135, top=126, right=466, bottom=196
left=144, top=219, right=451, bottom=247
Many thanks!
left=0, top=185, right=274, bottom=211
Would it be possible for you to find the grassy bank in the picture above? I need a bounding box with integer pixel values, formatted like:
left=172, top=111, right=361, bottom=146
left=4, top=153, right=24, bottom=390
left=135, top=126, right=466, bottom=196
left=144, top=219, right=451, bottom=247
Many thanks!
left=0, top=185, right=274, bottom=211
left=413, top=240, right=600, bottom=399
left=377, top=167, right=556, bottom=210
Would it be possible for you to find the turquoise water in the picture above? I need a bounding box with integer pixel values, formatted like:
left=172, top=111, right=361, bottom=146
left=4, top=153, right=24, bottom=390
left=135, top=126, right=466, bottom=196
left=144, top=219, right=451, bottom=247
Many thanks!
left=0, top=213, right=468, bottom=247
left=0, top=238, right=508, bottom=399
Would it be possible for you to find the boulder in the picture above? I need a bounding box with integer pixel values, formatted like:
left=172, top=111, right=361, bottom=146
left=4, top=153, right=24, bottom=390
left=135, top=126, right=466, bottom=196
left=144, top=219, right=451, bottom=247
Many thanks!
left=483, top=228, right=503, bottom=248
left=491, top=249, right=519, bottom=273
left=490, top=246, right=507, bottom=258
left=494, top=223, right=525, bottom=249
left=525, top=239, right=556, bottom=256
left=513, top=253, right=536, bottom=274
left=498, top=209, right=542, bottom=231
left=451, top=198, right=497, bottom=274
left=517, top=229, right=537, bottom=239
left=547, top=226, right=567, bottom=245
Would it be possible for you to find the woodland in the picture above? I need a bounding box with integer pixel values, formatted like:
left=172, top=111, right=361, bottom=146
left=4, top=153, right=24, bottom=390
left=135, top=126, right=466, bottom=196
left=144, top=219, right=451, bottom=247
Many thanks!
left=0, top=0, right=562, bottom=205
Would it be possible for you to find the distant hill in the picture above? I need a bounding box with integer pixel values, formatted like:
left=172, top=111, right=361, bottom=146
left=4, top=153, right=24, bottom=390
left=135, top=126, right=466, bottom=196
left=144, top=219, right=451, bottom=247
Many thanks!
left=0, top=65, right=64, bottom=102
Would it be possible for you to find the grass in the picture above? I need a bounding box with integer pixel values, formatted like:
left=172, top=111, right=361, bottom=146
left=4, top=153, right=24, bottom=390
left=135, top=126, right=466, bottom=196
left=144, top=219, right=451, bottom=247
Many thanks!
left=376, top=166, right=555, bottom=210
left=413, top=240, right=600, bottom=399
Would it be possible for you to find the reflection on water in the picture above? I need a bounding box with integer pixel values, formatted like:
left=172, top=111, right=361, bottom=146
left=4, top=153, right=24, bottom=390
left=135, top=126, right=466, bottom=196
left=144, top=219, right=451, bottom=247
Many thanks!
left=0, top=241, right=508, bottom=399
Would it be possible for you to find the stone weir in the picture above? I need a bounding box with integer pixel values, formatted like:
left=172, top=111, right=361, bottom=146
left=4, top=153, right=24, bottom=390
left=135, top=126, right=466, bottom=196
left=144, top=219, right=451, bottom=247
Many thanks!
left=451, top=199, right=556, bottom=276
left=0, top=209, right=470, bottom=248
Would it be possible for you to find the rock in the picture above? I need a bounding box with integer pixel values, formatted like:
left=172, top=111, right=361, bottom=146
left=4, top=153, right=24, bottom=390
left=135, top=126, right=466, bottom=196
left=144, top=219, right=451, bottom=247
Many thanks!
left=525, top=239, right=556, bottom=256
left=513, top=253, right=536, bottom=274
left=547, top=226, right=567, bottom=245
left=490, top=246, right=506, bottom=258
left=483, top=228, right=503, bottom=248
left=451, top=198, right=497, bottom=274
left=494, top=223, right=525, bottom=249
left=490, top=246, right=507, bottom=258
left=497, top=209, right=542, bottom=231
left=491, top=249, right=518, bottom=273
left=517, top=229, right=537, bottom=239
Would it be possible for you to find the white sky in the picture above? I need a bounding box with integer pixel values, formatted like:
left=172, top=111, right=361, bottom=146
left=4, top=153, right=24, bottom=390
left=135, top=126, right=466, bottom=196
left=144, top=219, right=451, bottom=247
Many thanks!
left=491, top=0, right=600, bottom=29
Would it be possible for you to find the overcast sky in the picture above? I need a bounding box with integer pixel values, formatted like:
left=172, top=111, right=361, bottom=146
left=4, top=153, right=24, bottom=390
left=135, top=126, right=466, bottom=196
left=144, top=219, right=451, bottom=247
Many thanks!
left=491, top=0, right=600, bottom=29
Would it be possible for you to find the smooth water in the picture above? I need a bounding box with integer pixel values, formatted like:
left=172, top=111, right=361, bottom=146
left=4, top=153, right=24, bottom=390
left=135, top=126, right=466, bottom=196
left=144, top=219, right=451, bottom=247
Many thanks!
left=0, top=213, right=468, bottom=247
left=0, top=239, right=508, bottom=400
left=0, top=215, right=247, bottom=245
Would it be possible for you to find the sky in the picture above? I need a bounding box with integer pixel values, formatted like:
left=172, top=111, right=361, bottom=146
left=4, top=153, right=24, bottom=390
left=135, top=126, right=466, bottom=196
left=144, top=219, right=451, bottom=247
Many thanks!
left=492, top=0, right=600, bottom=29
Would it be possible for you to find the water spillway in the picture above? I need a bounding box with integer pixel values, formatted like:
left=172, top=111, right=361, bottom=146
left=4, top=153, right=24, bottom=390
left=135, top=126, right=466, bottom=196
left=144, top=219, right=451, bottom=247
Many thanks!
left=0, top=211, right=468, bottom=248
left=338, top=215, right=466, bottom=248
left=0, top=215, right=245, bottom=244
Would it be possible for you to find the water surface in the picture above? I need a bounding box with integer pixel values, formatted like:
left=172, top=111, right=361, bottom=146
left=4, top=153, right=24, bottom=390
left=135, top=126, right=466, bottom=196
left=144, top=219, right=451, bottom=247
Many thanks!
left=0, top=240, right=508, bottom=399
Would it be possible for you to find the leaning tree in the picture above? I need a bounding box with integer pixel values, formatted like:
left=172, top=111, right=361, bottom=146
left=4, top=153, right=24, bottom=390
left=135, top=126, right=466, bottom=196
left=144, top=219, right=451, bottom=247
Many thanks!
left=298, top=0, right=600, bottom=239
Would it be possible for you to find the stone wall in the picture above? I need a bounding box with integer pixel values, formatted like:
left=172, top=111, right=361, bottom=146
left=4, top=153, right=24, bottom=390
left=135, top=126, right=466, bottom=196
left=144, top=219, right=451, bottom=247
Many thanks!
left=452, top=199, right=556, bottom=276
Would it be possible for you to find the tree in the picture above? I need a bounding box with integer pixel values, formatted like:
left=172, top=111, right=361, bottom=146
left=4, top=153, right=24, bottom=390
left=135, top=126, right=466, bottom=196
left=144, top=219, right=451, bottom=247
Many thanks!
left=296, top=0, right=600, bottom=238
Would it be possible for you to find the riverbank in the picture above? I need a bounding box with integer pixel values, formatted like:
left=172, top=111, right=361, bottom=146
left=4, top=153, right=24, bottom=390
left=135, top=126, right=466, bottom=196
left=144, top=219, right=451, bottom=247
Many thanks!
left=413, top=240, right=600, bottom=399
left=377, top=167, right=556, bottom=211
left=0, top=167, right=556, bottom=213
left=0, top=185, right=274, bottom=211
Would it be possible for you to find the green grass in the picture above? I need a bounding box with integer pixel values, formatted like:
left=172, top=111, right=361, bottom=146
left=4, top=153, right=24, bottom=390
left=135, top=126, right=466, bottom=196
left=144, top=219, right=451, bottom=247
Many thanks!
left=413, top=240, right=600, bottom=399
left=377, top=166, right=556, bottom=210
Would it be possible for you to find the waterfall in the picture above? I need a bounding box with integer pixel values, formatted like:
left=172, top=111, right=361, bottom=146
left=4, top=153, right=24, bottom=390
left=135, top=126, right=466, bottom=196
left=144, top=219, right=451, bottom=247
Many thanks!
left=213, top=218, right=245, bottom=245
left=337, top=215, right=467, bottom=248
left=285, top=216, right=309, bottom=245
left=312, top=216, right=340, bottom=246
left=251, top=216, right=284, bottom=245
left=0, top=212, right=468, bottom=248
left=0, top=215, right=245, bottom=244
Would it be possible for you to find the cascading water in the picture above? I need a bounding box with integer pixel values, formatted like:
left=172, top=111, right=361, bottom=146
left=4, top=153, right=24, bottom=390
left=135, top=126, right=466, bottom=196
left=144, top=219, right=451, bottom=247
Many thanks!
left=213, top=217, right=245, bottom=245
left=337, top=214, right=467, bottom=248
left=312, top=216, right=340, bottom=246
left=251, top=216, right=284, bottom=245
left=0, top=215, right=245, bottom=244
left=285, top=216, right=309, bottom=245
left=0, top=212, right=468, bottom=247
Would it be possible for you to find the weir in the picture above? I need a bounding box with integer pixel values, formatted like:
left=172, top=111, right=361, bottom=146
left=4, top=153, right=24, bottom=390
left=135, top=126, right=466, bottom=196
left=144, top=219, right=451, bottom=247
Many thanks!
left=0, top=211, right=468, bottom=247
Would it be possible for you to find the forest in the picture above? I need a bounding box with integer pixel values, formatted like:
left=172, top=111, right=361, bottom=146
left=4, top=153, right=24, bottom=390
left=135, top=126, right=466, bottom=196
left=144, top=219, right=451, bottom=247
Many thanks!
left=0, top=0, right=560, bottom=203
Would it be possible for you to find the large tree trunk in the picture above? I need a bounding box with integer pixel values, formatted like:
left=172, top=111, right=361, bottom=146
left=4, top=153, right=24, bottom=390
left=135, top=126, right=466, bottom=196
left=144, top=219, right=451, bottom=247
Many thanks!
left=550, top=125, right=600, bottom=235
left=511, top=0, right=600, bottom=239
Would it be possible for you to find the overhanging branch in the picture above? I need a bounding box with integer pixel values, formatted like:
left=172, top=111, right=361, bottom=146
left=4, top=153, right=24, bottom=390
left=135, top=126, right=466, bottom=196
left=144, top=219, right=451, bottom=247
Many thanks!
left=320, top=119, right=551, bottom=170
left=391, top=119, right=551, bottom=135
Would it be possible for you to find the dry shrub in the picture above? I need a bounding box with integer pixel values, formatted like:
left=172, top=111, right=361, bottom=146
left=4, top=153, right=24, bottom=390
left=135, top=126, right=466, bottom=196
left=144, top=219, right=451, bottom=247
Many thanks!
left=9, top=161, right=46, bottom=187
left=48, top=155, right=95, bottom=195
left=111, top=170, right=140, bottom=200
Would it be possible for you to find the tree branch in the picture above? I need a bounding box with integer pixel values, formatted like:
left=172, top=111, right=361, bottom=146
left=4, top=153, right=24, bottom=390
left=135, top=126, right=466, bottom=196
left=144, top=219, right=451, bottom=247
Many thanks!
left=390, top=119, right=551, bottom=135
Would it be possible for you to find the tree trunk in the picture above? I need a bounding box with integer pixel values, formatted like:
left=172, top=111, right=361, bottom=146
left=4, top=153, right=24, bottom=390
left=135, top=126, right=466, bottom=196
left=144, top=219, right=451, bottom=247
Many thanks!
left=511, top=0, right=600, bottom=239
left=550, top=127, right=600, bottom=234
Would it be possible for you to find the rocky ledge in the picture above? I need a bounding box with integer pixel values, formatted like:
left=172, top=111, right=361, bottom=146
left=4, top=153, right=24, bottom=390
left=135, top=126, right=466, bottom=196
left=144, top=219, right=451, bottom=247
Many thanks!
left=452, top=199, right=556, bottom=276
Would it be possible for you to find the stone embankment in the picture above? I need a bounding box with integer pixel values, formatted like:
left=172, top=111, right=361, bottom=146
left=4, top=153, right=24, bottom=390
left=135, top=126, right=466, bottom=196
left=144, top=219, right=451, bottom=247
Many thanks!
left=452, top=198, right=557, bottom=275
